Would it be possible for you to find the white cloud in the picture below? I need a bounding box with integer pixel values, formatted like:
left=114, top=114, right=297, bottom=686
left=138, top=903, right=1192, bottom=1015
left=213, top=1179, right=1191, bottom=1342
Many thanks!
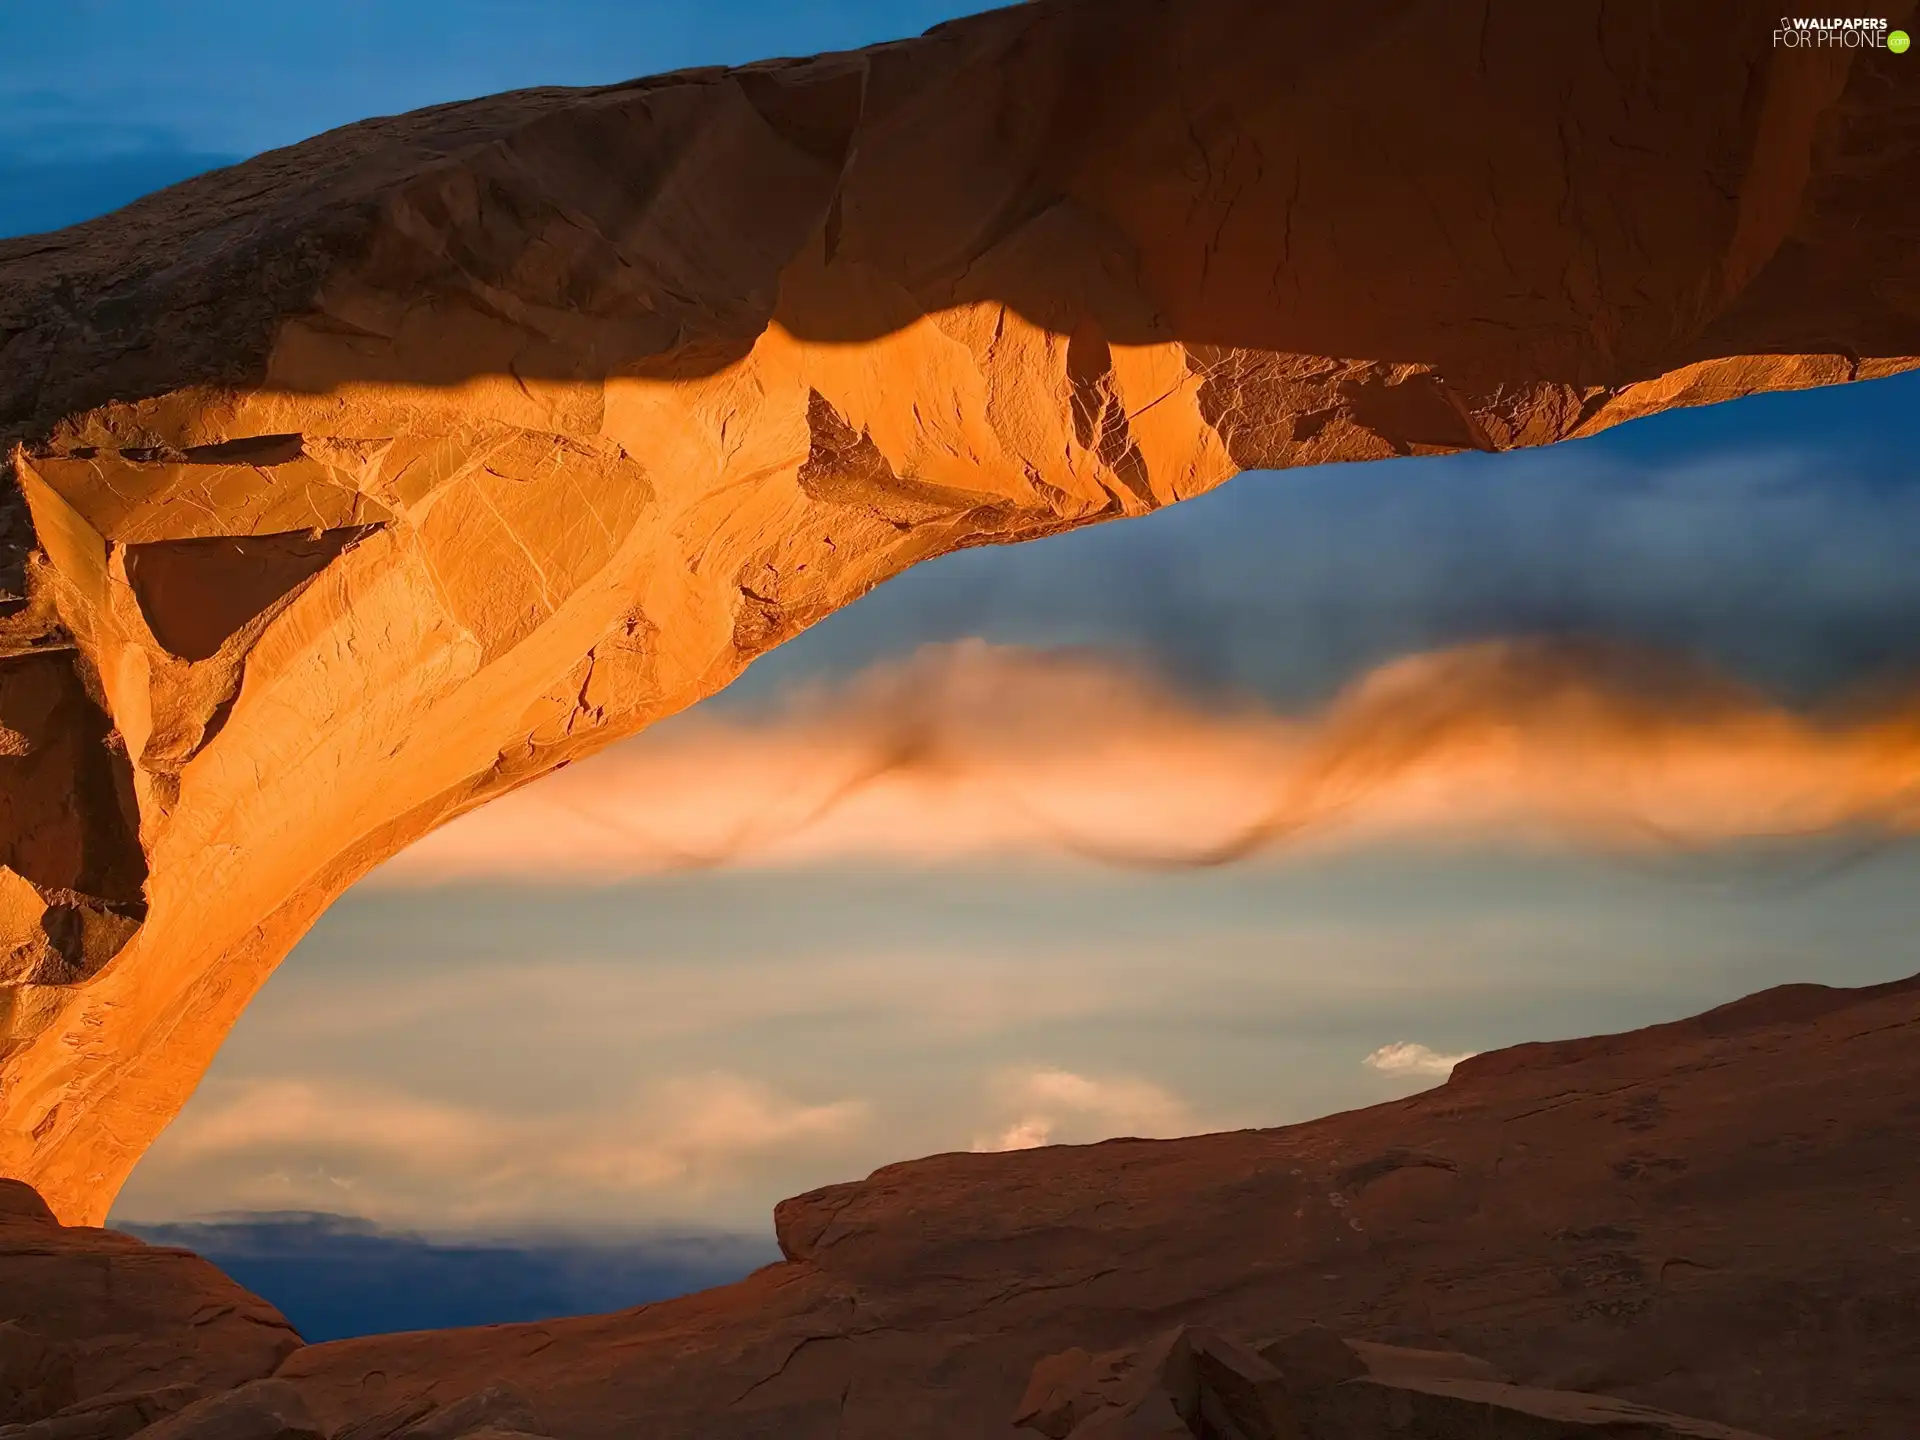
left=1362, top=1042, right=1477, bottom=1078
left=973, top=1066, right=1194, bottom=1153
left=990, top=1117, right=1056, bottom=1151
left=166, top=1080, right=503, bottom=1164
left=551, top=1074, right=868, bottom=1190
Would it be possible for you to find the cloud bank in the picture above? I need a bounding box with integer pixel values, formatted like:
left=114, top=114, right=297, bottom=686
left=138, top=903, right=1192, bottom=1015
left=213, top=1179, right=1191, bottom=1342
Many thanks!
left=129, top=1072, right=869, bottom=1231
left=376, top=638, right=1920, bottom=885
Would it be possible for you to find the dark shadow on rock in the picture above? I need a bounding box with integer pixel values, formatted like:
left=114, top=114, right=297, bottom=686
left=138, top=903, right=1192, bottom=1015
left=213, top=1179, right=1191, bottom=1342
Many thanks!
left=0, top=0, right=1913, bottom=451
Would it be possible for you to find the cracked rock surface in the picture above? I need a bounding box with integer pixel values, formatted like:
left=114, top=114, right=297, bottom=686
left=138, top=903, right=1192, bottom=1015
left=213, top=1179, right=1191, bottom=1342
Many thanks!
left=1012, top=1323, right=1774, bottom=1439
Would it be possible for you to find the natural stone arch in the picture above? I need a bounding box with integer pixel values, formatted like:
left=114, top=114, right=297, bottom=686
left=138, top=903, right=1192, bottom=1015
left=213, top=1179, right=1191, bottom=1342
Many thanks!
left=0, top=0, right=1915, bottom=1223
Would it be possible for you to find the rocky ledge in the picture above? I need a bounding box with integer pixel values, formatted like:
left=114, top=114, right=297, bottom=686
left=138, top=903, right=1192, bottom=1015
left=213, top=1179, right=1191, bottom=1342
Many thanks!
left=4, top=971, right=1915, bottom=1439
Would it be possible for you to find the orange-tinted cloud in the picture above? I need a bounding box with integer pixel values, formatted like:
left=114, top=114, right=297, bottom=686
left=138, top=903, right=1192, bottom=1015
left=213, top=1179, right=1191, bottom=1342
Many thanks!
left=971, top=1067, right=1197, bottom=1153
left=134, top=1072, right=871, bottom=1230
left=372, top=639, right=1920, bottom=885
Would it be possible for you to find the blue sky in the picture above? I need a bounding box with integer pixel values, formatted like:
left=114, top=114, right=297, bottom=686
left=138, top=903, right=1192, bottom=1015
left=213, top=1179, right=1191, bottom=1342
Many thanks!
left=0, top=0, right=991, bottom=155
left=0, top=0, right=994, bottom=235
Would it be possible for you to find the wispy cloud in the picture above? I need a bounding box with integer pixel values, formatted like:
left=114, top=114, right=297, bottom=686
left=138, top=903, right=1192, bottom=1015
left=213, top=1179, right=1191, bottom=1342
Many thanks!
left=166, top=1080, right=502, bottom=1166
left=552, top=1075, right=868, bottom=1191
left=372, top=638, right=1920, bottom=885
left=1362, top=1042, right=1477, bottom=1078
left=131, top=1072, right=870, bottom=1231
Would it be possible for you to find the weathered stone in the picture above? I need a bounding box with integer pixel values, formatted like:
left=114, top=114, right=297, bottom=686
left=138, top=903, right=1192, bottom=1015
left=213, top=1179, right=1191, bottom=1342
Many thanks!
left=392, top=1389, right=542, bottom=1440
left=1345, top=1339, right=1511, bottom=1388
left=1253, top=1327, right=1366, bottom=1395
left=0, top=1321, right=78, bottom=1426
left=1016, top=1327, right=1305, bottom=1440
left=0, top=1181, right=300, bottom=1409
left=133, top=1382, right=323, bottom=1440
left=0, top=0, right=1914, bottom=1228
left=0, top=1387, right=199, bottom=1440
left=1018, top=1324, right=1775, bottom=1440
left=1300, top=1373, right=1773, bottom=1439
left=1016, top=1348, right=1112, bottom=1439
left=268, top=973, right=1920, bottom=1440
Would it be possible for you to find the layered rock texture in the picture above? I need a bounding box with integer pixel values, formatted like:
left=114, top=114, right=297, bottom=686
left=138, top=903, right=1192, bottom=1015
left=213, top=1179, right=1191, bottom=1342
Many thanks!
left=0, top=1177, right=299, bottom=1437
left=1010, top=1323, right=1772, bottom=1438
left=3, top=974, right=1915, bottom=1438
left=2, top=0, right=1918, bottom=1222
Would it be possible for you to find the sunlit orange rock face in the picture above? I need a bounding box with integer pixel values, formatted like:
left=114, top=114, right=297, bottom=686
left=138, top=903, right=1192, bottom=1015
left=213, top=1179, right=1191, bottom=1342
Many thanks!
left=0, top=0, right=1915, bottom=1224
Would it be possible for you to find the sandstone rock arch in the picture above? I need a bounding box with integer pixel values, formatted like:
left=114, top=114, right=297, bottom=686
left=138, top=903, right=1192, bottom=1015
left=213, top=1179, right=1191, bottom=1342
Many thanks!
left=1, top=0, right=1915, bottom=1224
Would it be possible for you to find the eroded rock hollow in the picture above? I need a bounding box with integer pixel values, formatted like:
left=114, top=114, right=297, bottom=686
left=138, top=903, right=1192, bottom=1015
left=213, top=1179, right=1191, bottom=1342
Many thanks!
left=1, top=0, right=1916, bottom=1222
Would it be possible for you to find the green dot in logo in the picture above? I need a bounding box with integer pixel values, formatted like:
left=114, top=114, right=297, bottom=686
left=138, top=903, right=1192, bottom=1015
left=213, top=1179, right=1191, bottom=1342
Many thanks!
left=1891, top=29, right=1912, bottom=53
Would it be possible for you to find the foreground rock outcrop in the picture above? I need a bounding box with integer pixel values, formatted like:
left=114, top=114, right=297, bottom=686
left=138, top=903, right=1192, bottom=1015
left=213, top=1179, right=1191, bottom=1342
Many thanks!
left=2, top=0, right=1918, bottom=1222
left=261, top=971, right=1920, bottom=1439
left=1011, top=1323, right=1770, bottom=1438
left=0, top=1179, right=298, bottom=1437
left=7, top=973, right=1906, bottom=1439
